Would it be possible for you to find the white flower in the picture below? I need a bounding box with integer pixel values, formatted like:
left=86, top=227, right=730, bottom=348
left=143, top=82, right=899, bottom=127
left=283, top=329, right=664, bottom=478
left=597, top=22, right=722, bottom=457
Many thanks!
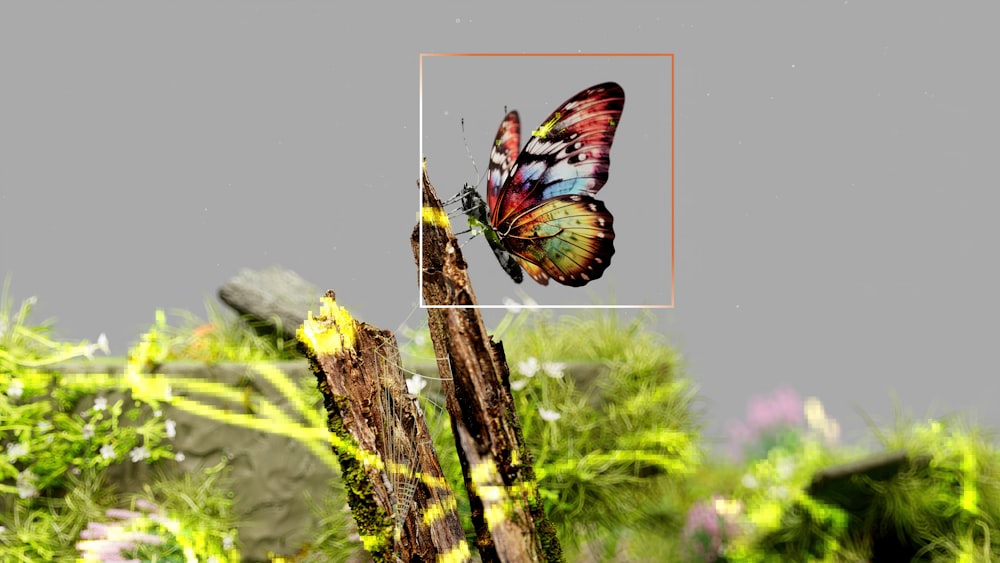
left=804, top=397, right=828, bottom=430
left=82, top=424, right=95, bottom=439
left=154, top=409, right=162, bottom=417
left=741, top=473, right=758, bottom=489
left=538, top=407, right=561, bottom=422
left=822, top=419, right=841, bottom=445
left=17, top=482, right=38, bottom=499
left=7, top=442, right=28, bottom=461
left=175, top=452, right=186, bottom=462
left=16, top=470, right=38, bottom=499
left=92, top=397, right=107, bottom=411
left=164, top=385, right=173, bottom=402
left=7, top=379, right=23, bottom=400
left=85, top=333, right=112, bottom=359
left=510, top=379, right=529, bottom=391
left=406, top=374, right=427, bottom=395
left=165, top=419, right=176, bottom=439
left=130, top=446, right=151, bottom=463
left=714, top=498, right=744, bottom=517
left=222, top=533, right=234, bottom=550
left=542, top=362, right=566, bottom=379
left=413, top=332, right=426, bottom=347
left=100, top=445, right=116, bottom=460
left=503, top=296, right=539, bottom=313
left=97, top=333, right=110, bottom=354
left=503, top=297, right=522, bottom=313
left=518, top=357, right=539, bottom=378
left=36, top=421, right=52, bottom=433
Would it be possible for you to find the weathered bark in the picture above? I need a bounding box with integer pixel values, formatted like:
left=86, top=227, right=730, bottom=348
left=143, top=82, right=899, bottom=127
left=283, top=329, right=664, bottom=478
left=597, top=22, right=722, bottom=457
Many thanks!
left=297, top=292, right=469, bottom=562
left=410, top=165, right=563, bottom=563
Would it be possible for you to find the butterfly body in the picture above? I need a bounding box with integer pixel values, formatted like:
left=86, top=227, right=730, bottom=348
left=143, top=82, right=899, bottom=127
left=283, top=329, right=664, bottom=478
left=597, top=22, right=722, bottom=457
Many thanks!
left=468, top=82, right=624, bottom=287
left=459, top=183, right=524, bottom=284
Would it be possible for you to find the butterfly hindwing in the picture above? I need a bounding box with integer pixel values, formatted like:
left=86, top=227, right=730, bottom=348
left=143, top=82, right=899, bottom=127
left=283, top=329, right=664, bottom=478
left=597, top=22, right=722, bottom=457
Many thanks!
left=502, top=194, right=615, bottom=287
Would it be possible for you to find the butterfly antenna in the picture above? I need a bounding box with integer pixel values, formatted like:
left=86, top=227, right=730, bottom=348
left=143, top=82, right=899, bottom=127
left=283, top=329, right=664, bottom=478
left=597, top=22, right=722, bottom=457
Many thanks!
left=438, top=118, right=481, bottom=210
left=460, top=117, right=486, bottom=188
left=440, top=118, right=487, bottom=242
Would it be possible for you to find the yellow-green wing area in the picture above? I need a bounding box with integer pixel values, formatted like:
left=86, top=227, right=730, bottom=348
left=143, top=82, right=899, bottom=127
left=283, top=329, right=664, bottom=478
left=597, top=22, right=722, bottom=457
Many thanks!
left=499, top=194, right=615, bottom=287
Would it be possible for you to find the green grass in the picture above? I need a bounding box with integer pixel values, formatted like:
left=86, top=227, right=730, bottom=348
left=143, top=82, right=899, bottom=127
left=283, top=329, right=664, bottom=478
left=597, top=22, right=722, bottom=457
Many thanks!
left=0, top=280, right=239, bottom=561
left=3, top=280, right=1000, bottom=561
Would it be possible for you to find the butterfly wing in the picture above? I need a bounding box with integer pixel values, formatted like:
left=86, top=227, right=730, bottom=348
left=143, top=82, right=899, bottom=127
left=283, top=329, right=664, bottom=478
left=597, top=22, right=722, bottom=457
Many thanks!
left=486, top=110, right=520, bottom=214
left=490, top=82, right=624, bottom=229
left=489, top=82, right=623, bottom=286
left=501, top=194, right=615, bottom=286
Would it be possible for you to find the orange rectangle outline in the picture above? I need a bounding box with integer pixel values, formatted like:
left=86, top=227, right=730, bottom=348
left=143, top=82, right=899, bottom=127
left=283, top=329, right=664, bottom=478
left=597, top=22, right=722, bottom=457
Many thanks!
left=418, top=52, right=674, bottom=309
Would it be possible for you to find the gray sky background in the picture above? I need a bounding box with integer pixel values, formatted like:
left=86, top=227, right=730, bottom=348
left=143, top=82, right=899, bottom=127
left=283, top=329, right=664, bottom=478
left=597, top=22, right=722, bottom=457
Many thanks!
left=2, top=3, right=998, bottom=452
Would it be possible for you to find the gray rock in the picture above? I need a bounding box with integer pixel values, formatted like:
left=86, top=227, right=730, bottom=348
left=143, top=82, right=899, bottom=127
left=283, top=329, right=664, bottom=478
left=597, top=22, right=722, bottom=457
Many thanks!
left=57, top=359, right=356, bottom=562
left=218, top=266, right=323, bottom=340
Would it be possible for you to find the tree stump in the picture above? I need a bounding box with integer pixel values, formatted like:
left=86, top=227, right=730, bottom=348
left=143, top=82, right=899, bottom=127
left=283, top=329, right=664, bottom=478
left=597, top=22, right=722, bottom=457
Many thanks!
left=297, top=291, right=469, bottom=562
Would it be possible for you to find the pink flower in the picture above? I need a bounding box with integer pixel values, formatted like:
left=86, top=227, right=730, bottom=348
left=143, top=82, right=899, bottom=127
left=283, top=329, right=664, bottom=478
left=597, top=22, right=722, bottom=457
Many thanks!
left=681, top=496, right=740, bottom=562
left=728, top=387, right=807, bottom=460
left=746, top=387, right=802, bottom=433
left=106, top=508, right=143, bottom=520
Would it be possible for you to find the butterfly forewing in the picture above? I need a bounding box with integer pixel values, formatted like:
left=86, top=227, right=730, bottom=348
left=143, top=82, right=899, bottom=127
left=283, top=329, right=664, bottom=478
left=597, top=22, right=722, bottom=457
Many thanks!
left=486, top=111, right=521, bottom=214
left=490, top=82, right=624, bottom=230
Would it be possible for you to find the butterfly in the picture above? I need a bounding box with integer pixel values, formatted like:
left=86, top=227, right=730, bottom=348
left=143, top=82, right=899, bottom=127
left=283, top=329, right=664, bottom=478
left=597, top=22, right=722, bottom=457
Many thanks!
left=459, top=82, right=624, bottom=286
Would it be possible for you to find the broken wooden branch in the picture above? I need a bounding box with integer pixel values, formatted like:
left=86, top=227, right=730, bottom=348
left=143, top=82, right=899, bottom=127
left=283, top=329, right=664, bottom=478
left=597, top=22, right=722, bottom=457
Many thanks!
left=297, top=291, right=469, bottom=562
left=411, top=164, right=563, bottom=563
